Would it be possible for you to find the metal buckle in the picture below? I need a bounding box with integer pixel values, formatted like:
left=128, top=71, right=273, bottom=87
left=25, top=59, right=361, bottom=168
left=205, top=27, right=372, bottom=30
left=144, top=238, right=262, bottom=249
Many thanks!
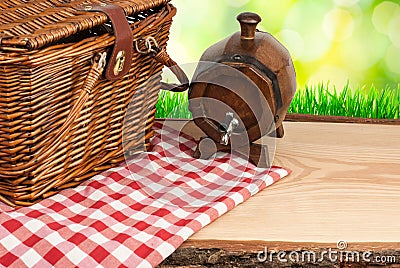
left=134, top=36, right=160, bottom=55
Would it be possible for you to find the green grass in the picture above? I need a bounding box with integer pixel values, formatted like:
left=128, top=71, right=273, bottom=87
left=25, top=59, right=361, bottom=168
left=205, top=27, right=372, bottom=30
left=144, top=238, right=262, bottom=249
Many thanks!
left=155, top=90, right=192, bottom=119
left=155, top=84, right=400, bottom=120
left=288, top=83, right=400, bottom=119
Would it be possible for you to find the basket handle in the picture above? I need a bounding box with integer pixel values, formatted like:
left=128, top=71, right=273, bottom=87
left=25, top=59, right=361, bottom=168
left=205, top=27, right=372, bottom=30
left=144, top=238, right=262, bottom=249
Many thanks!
left=136, top=37, right=189, bottom=92
left=154, top=49, right=189, bottom=92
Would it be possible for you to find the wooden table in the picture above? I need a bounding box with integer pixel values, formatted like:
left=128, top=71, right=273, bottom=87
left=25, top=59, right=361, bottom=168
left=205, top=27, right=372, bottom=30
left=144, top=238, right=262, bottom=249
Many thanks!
left=159, top=120, right=400, bottom=267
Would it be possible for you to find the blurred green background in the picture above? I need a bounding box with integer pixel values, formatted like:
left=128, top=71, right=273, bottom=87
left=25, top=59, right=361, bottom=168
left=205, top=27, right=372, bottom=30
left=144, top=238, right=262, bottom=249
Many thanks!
left=167, top=0, right=400, bottom=91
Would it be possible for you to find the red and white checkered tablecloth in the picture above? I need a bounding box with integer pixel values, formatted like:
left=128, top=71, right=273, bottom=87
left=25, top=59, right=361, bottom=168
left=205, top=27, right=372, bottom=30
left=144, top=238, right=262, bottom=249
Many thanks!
left=0, top=122, right=290, bottom=267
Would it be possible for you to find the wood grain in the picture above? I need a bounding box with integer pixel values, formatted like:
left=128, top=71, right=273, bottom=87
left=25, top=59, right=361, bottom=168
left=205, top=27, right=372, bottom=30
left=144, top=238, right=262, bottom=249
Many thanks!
left=286, top=113, right=400, bottom=125
left=161, top=120, right=400, bottom=250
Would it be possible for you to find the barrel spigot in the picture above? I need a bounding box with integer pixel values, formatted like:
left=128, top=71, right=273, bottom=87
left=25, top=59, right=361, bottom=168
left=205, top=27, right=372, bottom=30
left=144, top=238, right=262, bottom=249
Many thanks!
left=219, top=112, right=239, bottom=145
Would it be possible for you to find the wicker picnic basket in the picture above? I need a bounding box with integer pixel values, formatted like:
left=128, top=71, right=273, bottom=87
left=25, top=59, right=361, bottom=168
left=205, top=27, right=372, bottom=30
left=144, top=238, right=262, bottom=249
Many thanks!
left=0, top=0, right=188, bottom=206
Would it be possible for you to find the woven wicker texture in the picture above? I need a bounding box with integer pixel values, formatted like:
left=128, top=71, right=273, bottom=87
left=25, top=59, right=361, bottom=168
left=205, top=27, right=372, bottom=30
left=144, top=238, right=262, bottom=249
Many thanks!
left=0, top=0, right=175, bottom=206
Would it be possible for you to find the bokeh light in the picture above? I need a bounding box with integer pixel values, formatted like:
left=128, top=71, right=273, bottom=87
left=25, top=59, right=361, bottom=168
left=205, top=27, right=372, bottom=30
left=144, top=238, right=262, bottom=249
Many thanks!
left=169, top=0, right=399, bottom=90
left=322, top=8, right=355, bottom=42
left=372, top=1, right=399, bottom=34
left=275, top=29, right=304, bottom=61
left=225, top=0, right=249, bottom=8
left=334, top=0, right=361, bottom=7
left=385, top=45, right=400, bottom=74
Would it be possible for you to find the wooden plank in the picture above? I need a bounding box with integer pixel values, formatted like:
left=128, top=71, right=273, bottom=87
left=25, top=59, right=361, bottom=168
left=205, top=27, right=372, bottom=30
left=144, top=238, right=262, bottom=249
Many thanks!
left=160, top=120, right=400, bottom=244
left=285, top=113, right=400, bottom=125
left=159, top=120, right=400, bottom=266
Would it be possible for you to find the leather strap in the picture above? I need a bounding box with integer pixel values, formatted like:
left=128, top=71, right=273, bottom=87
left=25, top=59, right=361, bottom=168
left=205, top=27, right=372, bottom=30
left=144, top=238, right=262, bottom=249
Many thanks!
left=77, top=3, right=133, bottom=80
left=152, top=48, right=189, bottom=92
left=215, top=54, right=283, bottom=114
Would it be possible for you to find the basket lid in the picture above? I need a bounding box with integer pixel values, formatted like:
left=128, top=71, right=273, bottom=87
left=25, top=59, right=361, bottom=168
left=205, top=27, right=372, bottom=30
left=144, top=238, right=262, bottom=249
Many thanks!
left=0, top=0, right=170, bottom=51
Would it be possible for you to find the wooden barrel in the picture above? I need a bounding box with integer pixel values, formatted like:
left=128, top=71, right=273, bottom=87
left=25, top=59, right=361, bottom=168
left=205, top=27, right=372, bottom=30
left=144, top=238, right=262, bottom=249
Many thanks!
left=189, top=12, right=296, bottom=147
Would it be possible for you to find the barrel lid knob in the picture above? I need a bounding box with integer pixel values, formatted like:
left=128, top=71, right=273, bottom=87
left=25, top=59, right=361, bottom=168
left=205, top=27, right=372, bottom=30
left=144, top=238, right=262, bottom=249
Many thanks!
left=237, top=12, right=262, bottom=40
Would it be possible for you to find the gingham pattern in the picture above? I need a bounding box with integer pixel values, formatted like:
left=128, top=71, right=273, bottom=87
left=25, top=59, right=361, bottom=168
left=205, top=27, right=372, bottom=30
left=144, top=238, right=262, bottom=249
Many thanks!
left=0, top=122, right=290, bottom=267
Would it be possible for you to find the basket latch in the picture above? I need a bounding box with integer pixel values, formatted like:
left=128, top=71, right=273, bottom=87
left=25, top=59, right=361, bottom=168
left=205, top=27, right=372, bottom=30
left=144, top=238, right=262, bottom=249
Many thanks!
left=77, top=3, right=133, bottom=80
